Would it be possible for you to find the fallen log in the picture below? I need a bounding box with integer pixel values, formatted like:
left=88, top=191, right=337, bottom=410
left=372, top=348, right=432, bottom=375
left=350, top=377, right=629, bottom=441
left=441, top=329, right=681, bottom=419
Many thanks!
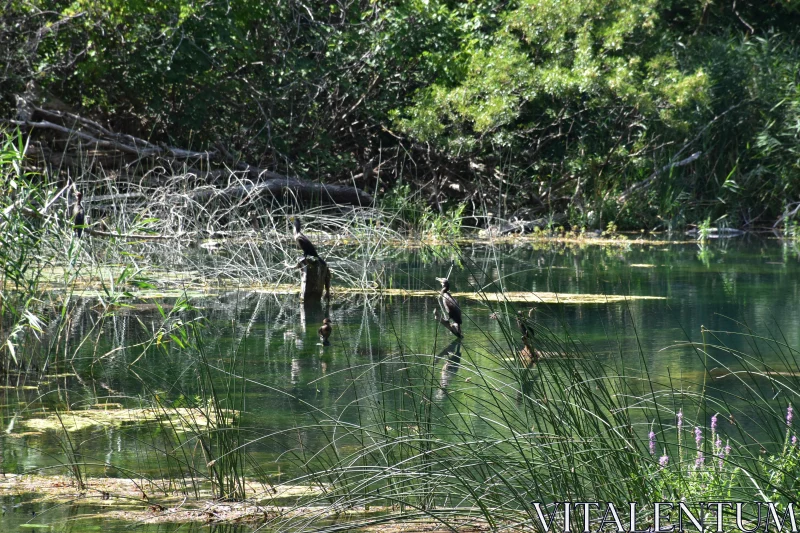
left=85, top=178, right=374, bottom=209
left=6, top=105, right=373, bottom=207
left=9, top=117, right=216, bottom=160
left=189, top=179, right=372, bottom=207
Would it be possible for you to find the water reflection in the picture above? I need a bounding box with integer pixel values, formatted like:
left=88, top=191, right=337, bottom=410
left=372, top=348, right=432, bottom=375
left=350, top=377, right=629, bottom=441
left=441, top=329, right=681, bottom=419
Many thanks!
left=435, top=340, right=462, bottom=401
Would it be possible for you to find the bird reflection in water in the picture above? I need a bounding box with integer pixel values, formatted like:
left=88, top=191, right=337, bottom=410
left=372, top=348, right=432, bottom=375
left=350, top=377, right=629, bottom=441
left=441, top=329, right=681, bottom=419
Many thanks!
left=435, top=340, right=462, bottom=400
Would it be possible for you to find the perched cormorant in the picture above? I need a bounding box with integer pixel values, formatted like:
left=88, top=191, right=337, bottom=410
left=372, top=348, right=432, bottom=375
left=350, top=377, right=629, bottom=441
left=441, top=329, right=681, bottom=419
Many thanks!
left=293, top=218, right=325, bottom=264
left=516, top=310, right=529, bottom=339
left=318, top=318, right=332, bottom=346
left=72, top=191, right=85, bottom=237
left=436, top=277, right=462, bottom=337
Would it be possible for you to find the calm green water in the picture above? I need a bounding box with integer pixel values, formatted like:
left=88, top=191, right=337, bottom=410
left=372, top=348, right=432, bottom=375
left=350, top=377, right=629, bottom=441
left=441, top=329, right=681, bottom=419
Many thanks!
left=2, top=236, right=800, bottom=531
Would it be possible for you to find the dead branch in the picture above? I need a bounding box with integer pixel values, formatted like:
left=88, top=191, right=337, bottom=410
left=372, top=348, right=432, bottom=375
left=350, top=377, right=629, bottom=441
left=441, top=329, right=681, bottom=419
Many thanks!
left=773, top=201, right=800, bottom=228
left=9, top=116, right=216, bottom=160
left=85, top=229, right=178, bottom=240
left=617, top=100, right=752, bottom=204
left=618, top=151, right=702, bottom=203
left=6, top=105, right=373, bottom=207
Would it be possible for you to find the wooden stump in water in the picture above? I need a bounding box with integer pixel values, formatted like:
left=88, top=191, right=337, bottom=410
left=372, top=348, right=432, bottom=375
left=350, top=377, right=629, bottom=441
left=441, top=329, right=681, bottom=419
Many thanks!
left=298, top=257, right=331, bottom=302
left=433, top=309, right=463, bottom=338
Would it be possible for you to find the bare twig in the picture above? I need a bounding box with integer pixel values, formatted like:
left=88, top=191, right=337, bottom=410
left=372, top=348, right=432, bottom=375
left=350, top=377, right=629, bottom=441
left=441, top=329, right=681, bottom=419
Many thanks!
left=618, top=100, right=752, bottom=203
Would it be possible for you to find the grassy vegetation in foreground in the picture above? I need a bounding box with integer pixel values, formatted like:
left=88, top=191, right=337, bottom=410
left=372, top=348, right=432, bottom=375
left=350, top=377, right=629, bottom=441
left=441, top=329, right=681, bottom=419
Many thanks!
left=3, top=319, right=800, bottom=531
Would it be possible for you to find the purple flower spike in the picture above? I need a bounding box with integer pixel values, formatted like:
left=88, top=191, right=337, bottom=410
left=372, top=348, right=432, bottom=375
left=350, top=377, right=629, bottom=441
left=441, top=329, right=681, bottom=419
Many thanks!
left=695, top=454, right=705, bottom=469
left=715, top=437, right=722, bottom=451
left=659, top=455, right=669, bottom=467
left=792, top=435, right=798, bottom=446
left=649, top=430, right=656, bottom=455
left=788, top=405, right=794, bottom=427
left=677, top=410, right=683, bottom=430
left=695, top=426, right=703, bottom=447
left=711, top=413, right=718, bottom=433
left=725, top=440, right=732, bottom=455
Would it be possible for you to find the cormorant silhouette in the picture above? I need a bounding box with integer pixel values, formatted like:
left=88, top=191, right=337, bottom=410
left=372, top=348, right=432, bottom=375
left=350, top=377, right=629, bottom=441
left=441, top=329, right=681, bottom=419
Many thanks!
left=436, top=277, right=462, bottom=337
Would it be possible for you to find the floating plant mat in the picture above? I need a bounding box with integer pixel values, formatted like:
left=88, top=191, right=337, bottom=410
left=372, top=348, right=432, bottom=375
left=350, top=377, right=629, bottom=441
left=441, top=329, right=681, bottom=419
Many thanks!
left=0, top=475, right=484, bottom=530
left=472, top=234, right=694, bottom=246
left=15, top=406, right=237, bottom=434
left=32, top=280, right=666, bottom=304
left=334, top=288, right=665, bottom=304
left=0, top=474, right=324, bottom=518
left=25, top=264, right=666, bottom=304
left=471, top=291, right=665, bottom=304
left=30, top=266, right=296, bottom=296
left=100, top=509, right=486, bottom=529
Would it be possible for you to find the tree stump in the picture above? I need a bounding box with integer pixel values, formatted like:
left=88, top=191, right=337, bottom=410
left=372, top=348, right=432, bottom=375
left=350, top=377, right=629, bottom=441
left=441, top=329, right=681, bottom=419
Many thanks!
left=298, top=258, right=331, bottom=302
left=433, top=309, right=463, bottom=338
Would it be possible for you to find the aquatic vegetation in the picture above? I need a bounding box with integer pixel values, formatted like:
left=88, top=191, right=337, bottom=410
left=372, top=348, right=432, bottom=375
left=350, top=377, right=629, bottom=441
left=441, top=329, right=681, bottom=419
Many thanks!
left=474, top=291, right=664, bottom=304
left=17, top=406, right=236, bottom=434
left=697, top=218, right=713, bottom=242
left=0, top=474, right=323, bottom=522
left=0, top=131, right=49, bottom=368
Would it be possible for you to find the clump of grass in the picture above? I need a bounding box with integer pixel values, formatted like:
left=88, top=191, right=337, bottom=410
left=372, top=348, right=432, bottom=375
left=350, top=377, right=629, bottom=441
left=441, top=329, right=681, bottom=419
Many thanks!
left=119, top=295, right=270, bottom=502
left=52, top=408, right=86, bottom=490
left=1, top=128, right=49, bottom=369
left=231, top=254, right=800, bottom=532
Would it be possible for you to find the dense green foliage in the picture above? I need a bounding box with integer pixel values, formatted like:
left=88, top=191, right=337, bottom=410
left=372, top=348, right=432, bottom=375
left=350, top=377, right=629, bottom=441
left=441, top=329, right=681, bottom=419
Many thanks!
left=2, top=0, right=799, bottom=229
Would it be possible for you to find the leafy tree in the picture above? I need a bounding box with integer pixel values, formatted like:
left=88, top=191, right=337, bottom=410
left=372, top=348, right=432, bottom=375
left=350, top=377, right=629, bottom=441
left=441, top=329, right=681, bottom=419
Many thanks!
left=1, top=0, right=799, bottom=228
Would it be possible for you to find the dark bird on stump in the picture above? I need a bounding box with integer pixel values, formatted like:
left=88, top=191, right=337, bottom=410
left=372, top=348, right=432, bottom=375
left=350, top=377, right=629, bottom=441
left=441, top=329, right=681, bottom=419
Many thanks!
left=516, top=311, right=529, bottom=339
left=293, top=218, right=325, bottom=264
left=436, top=277, right=462, bottom=337
left=72, top=191, right=85, bottom=237
left=318, top=318, right=332, bottom=346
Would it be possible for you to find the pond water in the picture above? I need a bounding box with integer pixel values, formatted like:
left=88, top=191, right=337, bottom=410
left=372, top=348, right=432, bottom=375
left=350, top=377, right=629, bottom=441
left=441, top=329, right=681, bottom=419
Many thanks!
left=2, top=235, right=800, bottom=531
